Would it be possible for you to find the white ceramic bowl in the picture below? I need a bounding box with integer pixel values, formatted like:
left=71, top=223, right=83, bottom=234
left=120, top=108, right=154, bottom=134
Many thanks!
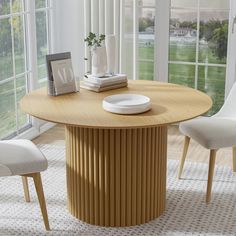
left=103, top=94, right=151, bottom=114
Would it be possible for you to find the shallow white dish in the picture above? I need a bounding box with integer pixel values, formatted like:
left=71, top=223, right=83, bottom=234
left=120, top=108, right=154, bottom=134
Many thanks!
left=103, top=94, right=151, bottom=114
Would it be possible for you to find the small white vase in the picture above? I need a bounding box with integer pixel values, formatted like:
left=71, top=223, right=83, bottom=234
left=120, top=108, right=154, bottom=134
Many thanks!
left=105, top=35, right=116, bottom=75
left=92, top=46, right=107, bottom=77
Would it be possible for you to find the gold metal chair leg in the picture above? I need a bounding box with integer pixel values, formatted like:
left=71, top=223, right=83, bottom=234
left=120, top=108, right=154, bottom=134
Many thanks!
left=178, top=136, right=190, bottom=179
left=22, top=176, right=30, bottom=202
left=206, top=150, right=217, bottom=203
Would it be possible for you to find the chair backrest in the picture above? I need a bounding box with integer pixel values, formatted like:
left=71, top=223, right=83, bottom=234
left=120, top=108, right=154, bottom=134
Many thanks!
left=215, top=82, right=236, bottom=118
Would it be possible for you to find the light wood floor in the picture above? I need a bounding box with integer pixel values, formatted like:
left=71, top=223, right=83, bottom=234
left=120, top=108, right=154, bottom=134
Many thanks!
left=33, top=125, right=233, bottom=168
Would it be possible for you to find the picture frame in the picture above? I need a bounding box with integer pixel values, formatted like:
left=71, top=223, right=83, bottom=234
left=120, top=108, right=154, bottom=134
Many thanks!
left=46, top=52, right=77, bottom=96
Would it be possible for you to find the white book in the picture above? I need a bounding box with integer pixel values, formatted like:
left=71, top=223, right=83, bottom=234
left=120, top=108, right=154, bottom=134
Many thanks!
left=51, top=59, right=76, bottom=95
left=84, top=74, right=127, bottom=86
left=84, top=80, right=127, bottom=88
left=81, top=81, right=128, bottom=92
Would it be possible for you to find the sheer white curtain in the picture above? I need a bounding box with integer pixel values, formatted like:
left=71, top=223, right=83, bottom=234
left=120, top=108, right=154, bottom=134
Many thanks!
left=84, top=0, right=137, bottom=80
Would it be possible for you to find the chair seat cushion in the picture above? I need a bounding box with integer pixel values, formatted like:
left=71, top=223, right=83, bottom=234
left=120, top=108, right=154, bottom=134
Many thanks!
left=0, top=140, right=48, bottom=177
left=179, top=117, right=236, bottom=149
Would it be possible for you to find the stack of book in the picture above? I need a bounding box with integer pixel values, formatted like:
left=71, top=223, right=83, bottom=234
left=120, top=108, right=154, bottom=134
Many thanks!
left=81, top=74, right=127, bottom=92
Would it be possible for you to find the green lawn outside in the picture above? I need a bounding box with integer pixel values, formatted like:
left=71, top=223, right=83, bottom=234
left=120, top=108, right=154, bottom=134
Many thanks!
left=139, top=61, right=154, bottom=81
left=139, top=43, right=226, bottom=116
left=139, top=46, right=154, bottom=61
left=0, top=54, right=25, bottom=81
left=0, top=55, right=45, bottom=138
left=169, top=43, right=196, bottom=62
left=0, top=77, right=27, bottom=138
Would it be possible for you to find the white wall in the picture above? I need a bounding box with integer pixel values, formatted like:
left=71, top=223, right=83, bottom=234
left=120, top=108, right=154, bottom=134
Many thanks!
left=51, top=0, right=85, bottom=79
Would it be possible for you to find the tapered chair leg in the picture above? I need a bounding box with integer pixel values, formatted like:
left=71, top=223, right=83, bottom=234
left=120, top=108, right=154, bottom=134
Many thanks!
left=233, top=147, right=236, bottom=172
left=32, top=173, right=50, bottom=231
left=22, top=176, right=30, bottom=202
left=206, top=150, right=217, bottom=203
left=178, top=136, right=190, bottom=179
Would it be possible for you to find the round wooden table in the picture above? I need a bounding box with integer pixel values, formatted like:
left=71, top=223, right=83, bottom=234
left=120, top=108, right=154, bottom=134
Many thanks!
left=20, top=80, right=212, bottom=227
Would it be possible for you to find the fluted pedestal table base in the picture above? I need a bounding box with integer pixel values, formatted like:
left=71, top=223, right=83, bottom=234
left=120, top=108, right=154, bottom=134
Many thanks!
left=65, top=125, right=167, bottom=227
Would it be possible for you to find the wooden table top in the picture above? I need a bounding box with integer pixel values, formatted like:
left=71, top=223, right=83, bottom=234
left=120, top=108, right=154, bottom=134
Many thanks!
left=20, top=80, right=212, bottom=129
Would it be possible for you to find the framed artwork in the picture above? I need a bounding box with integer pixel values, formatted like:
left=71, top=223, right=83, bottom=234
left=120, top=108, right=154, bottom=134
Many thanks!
left=46, top=52, right=77, bottom=96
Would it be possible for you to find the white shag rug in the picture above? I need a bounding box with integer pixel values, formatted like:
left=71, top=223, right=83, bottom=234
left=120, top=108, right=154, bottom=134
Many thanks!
left=0, top=144, right=236, bottom=236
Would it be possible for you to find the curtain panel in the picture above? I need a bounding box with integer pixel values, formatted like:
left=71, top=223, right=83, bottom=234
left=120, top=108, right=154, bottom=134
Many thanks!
left=84, top=0, right=137, bottom=80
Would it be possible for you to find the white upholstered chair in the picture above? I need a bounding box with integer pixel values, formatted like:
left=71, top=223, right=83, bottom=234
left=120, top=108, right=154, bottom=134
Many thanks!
left=178, top=82, right=236, bottom=203
left=0, top=139, right=50, bottom=230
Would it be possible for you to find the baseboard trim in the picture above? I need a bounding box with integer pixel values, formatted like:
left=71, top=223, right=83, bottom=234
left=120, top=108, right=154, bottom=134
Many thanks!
left=13, top=122, right=56, bottom=140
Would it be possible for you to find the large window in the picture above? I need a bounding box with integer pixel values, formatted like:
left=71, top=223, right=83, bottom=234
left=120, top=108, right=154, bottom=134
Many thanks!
left=137, top=0, right=229, bottom=116
left=169, top=0, right=229, bottom=115
left=0, top=0, right=51, bottom=139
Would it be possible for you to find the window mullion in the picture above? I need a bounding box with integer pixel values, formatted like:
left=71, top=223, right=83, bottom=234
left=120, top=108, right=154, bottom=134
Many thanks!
left=22, top=0, right=30, bottom=125
left=169, top=61, right=227, bottom=68
left=84, top=0, right=91, bottom=74
left=9, top=0, right=19, bottom=135
left=45, top=2, right=51, bottom=54
left=0, top=11, right=29, bottom=20
left=35, top=6, right=52, bottom=12
left=47, top=0, right=53, bottom=54
left=119, top=0, right=125, bottom=73
left=25, top=0, right=38, bottom=91
left=155, top=0, right=170, bottom=82
left=114, top=0, right=120, bottom=73
left=153, top=1, right=158, bottom=81
left=133, top=0, right=139, bottom=80
left=194, top=0, right=200, bottom=89
left=24, top=0, right=40, bottom=130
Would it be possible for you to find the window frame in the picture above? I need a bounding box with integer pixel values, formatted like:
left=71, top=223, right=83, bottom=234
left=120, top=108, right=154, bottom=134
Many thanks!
left=0, top=0, right=31, bottom=139
left=137, top=0, right=231, bottom=86
left=169, top=1, right=229, bottom=89
left=120, top=0, right=236, bottom=118
left=0, top=0, right=53, bottom=139
left=25, top=0, right=53, bottom=133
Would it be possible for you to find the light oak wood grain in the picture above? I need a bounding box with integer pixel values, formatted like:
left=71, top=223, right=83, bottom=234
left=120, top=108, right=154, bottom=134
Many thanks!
left=206, top=150, right=217, bottom=203
left=22, top=176, right=30, bottom=202
left=178, top=136, right=190, bottom=179
left=20, top=80, right=212, bottom=129
left=22, top=173, right=50, bottom=230
left=233, top=147, right=236, bottom=172
left=66, top=126, right=167, bottom=227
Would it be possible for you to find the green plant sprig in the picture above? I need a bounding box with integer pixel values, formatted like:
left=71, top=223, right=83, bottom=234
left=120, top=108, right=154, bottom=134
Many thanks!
left=84, top=32, right=106, bottom=48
